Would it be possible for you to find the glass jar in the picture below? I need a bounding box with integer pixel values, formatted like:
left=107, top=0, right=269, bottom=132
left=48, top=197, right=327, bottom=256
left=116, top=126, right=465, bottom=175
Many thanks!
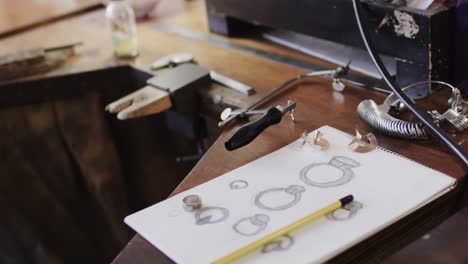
left=105, top=0, right=139, bottom=58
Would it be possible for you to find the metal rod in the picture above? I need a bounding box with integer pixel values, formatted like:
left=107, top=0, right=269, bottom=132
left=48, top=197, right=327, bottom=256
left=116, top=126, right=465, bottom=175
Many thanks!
left=247, top=70, right=335, bottom=111
left=210, top=70, right=256, bottom=95
left=218, top=69, right=336, bottom=127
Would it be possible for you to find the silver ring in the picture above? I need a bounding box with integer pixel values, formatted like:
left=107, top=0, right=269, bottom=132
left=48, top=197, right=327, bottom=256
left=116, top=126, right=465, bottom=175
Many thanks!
left=182, top=195, right=202, bottom=212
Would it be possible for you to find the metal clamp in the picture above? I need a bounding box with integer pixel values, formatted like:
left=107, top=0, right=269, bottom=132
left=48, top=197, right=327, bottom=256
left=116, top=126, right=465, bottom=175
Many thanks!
left=358, top=81, right=468, bottom=139
left=428, top=86, right=468, bottom=131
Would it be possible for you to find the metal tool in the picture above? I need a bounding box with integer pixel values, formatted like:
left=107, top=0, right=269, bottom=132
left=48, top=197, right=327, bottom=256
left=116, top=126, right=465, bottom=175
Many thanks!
left=357, top=99, right=428, bottom=140
left=225, top=100, right=296, bottom=151
left=209, top=70, right=255, bottom=95
left=218, top=63, right=350, bottom=127
left=150, top=52, right=256, bottom=95
left=353, top=0, right=467, bottom=166
left=357, top=81, right=428, bottom=140
left=429, top=109, right=468, bottom=132
left=428, top=85, right=468, bottom=132
left=358, top=80, right=468, bottom=139
left=220, top=109, right=266, bottom=121
left=150, top=52, right=194, bottom=70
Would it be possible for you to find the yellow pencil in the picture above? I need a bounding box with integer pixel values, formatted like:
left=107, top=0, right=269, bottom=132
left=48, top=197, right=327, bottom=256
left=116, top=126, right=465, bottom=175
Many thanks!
left=212, top=195, right=354, bottom=264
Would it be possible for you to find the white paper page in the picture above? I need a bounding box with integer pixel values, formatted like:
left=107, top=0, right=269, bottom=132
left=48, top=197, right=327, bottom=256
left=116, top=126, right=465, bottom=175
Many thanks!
left=125, top=126, right=455, bottom=264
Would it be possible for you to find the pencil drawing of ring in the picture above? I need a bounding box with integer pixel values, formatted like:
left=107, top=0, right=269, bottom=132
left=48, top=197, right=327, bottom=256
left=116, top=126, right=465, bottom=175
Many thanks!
left=194, top=206, right=229, bottom=225
left=261, top=234, right=294, bottom=253
left=327, top=201, right=363, bottom=221
left=182, top=195, right=202, bottom=212
left=300, top=156, right=360, bottom=188
left=233, top=214, right=270, bottom=236
left=255, top=185, right=305, bottom=211
left=229, top=180, right=249, bottom=190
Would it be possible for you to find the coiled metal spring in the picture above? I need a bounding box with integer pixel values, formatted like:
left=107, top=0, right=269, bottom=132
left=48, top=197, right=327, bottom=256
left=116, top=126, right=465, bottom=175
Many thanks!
left=358, top=100, right=428, bottom=140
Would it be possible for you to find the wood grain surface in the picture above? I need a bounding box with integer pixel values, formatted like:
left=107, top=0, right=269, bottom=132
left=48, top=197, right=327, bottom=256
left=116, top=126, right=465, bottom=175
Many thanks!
left=385, top=207, right=468, bottom=264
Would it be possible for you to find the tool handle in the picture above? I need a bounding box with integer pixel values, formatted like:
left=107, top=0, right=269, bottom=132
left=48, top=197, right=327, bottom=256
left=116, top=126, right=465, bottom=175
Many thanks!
left=225, top=107, right=282, bottom=151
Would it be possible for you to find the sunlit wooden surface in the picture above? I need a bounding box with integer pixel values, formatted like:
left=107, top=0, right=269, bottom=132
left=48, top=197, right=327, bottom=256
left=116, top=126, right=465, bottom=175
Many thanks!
left=0, top=0, right=101, bottom=37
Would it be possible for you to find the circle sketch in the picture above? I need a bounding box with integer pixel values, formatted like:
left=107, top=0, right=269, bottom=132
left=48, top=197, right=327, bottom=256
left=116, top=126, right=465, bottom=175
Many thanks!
left=194, top=206, right=229, bottom=225
left=233, top=214, right=270, bottom=236
left=262, top=235, right=294, bottom=253
left=255, top=185, right=305, bottom=211
left=229, top=180, right=249, bottom=190
left=300, top=156, right=360, bottom=188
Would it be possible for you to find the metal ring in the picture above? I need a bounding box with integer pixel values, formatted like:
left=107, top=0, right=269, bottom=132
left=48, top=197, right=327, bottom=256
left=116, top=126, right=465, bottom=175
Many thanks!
left=182, top=195, right=202, bottom=212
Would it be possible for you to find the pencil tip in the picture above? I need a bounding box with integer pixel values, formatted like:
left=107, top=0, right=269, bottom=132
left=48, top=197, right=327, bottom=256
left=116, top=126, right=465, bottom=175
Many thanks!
left=340, top=195, right=354, bottom=206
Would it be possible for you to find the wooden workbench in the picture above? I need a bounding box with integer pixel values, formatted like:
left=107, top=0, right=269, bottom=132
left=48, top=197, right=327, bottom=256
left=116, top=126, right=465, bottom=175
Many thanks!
left=0, top=0, right=101, bottom=38
left=385, top=207, right=468, bottom=263
left=0, top=0, right=466, bottom=263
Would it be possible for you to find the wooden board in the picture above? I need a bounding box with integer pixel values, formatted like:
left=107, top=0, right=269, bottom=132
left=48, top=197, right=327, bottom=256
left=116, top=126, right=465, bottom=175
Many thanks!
left=0, top=0, right=102, bottom=38
left=385, top=207, right=468, bottom=263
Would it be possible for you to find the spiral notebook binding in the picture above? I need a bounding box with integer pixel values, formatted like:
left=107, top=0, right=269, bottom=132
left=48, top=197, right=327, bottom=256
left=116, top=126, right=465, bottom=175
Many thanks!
left=328, top=126, right=457, bottom=189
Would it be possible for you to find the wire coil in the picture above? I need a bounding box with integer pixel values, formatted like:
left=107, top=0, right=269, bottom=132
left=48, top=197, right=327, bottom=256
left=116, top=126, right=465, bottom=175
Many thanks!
left=357, top=100, right=428, bottom=140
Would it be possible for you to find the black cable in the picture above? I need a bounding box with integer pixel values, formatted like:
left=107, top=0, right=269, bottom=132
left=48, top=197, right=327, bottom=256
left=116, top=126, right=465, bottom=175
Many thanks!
left=352, top=0, right=468, bottom=167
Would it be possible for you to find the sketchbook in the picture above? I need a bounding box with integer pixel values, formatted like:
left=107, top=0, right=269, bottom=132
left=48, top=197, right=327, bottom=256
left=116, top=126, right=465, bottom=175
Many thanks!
left=124, top=126, right=455, bottom=264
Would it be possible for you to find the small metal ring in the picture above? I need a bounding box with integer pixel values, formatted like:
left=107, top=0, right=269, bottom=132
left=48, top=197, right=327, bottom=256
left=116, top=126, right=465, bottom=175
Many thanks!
left=182, top=195, right=202, bottom=212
